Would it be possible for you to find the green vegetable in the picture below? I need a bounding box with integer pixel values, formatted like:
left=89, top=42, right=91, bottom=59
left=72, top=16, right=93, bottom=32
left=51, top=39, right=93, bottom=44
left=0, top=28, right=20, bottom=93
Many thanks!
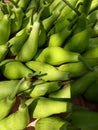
left=16, top=6, right=45, bottom=62
left=35, top=116, right=71, bottom=130
left=64, top=27, right=91, bottom=53
left=0, top=78, right=25, bottom=120
left=25, top=60, right=69, bottom=81
left=9, top=26, right=31, bottom=56
left=0, top=14, right=11, bottom=45
left=66, top=109, right=98, bottom=130
left=58, top=58, right=98, bottom=78
left=0, top=98, right=30, bottom=130
left=26, top=97, right=72, bottom=118
left=83, top=47, right=98, bottom=58
left=71, top=66, right=98, bottom=98
left=0, top=79, right=32, bottom=100
left=48, top=26, right=72, bottom=47
left=29, top=81, right=66, bottom=98
left=17, top=0, right=31, bottom=11
left=0, top=42, right=10, bottom=61
left=0, top=60, right=33, bottom=79
left=35, top=46, right=92, bottom=70
left=49, top=83, right=71, bottom=100
left=10, top=1, right=24, bottom=35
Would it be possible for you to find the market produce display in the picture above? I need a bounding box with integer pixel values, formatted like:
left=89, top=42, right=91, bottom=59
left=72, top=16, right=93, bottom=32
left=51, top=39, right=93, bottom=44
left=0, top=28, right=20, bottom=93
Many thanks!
left=0, top=0, right=98, bottom=129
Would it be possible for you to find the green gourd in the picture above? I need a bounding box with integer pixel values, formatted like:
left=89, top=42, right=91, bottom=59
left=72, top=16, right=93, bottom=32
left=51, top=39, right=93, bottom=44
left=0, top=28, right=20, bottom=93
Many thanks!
left=83, top=47, right=98, bottom=58
left=88, top=0, right=98, bottom=13
left=48, top=27, right=72, bottom=47
left=17, top=0, right=31, bottom=11
left=0, top=78, right=25, bottom=120
left=0, top=14, right=11, bottom=45
left=29, top=81, right=67, bottom=98
left=10, top=3, right=24, bottom=35
left=9, top=26, right=31, bottom=55
left=25, top=60, right=69, bottom=81
left=35, top=116, right=72, bottom=130
left=26, top=97, right=72, bottom=118
left=16, top=6, right=45, bottom=62
left=0, top=42, right=10, bottom=61
left=38, top=22, right=47, bottom=48
left=35, top=47, right=92, bottom=69
left=0, top=98, right=30, bottom=130
left=58, top=58, right=98, bottom=78
left=0, top=60, right=33, bottom=79
left=64, top=27, right=91, bottom=53
left=71, top=66, right=98, bottom=98
left=42, top=8, right=61, bottom=32
left=0, top=79, right=32, bottom=100
left=66, top=109, right=98, bottom=130
left=49, top=83, right=71, bottom=100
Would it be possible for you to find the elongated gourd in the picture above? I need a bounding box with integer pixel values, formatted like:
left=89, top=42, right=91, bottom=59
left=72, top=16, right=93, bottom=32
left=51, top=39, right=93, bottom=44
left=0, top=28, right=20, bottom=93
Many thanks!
left=0, top=60, right=33, bottom=79
left=25, top=60, right=69, bottom=81
left=26, top=97, right=72, bottom=118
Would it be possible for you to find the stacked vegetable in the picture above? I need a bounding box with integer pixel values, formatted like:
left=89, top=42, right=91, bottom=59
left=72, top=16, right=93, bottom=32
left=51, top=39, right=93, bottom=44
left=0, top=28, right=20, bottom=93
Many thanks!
left=0, top=0, right=98, bottom=129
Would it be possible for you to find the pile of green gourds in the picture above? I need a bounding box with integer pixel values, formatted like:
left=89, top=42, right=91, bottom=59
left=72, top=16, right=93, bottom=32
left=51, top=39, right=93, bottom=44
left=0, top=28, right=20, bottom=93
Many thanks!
left=0, top=0, right=98, bottom=129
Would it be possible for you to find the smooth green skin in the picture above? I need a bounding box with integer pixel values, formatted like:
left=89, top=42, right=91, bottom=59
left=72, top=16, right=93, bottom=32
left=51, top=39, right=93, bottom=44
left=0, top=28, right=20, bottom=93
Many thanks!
left=1, top=60, right=33, bottom=79
left=71, top=66, right=98, bottom=98
left=30, top=81, right=63, bottom=98
left=16, top=13, right=40, bottom=62
left=38, top=23, right=47, bottom=48
left=49, top=83, right=71, bottom=100
left=58, top=58, right=98, bottom=78
left=87, top=37, right=98, bottom=49
left=0, top=80, right=18, bottom=100
left=84, top=80, right=98, bottom=103
left=0, top=78, right=24, bottom=121
left=0, top=97, right=16, bottom=121
left=42, top=10, right=61, bottom=32
left=9, top=27, right=30, bottom=55
left=0, top=43, right=9, bottom=61
left=0, top=80, right=31, bottom=100
left=89, top=0, right=98, bottom=13
left=66, top=110, right=98, bottom=130
left=35, top=116, right=70, bottom=130
left=48, top=27, right=71, bottom=47
left=83, top=47, right=98, bottom=58
left=25, top=60, right=69, bottom=81
left=35, top=47, right=80, bottom=65
left=0, top=14, right=11, bottom=45
left=64, top=28, right=91, bottom=53
left=17, top=0, right=31, bottom=11
left=10, top=7, right=24, bottom=35
left=72, top=13, right=87, bottom=34
left=0, top=103, right=30, bottom=130
left=26, top=97, right=72, bottom=118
